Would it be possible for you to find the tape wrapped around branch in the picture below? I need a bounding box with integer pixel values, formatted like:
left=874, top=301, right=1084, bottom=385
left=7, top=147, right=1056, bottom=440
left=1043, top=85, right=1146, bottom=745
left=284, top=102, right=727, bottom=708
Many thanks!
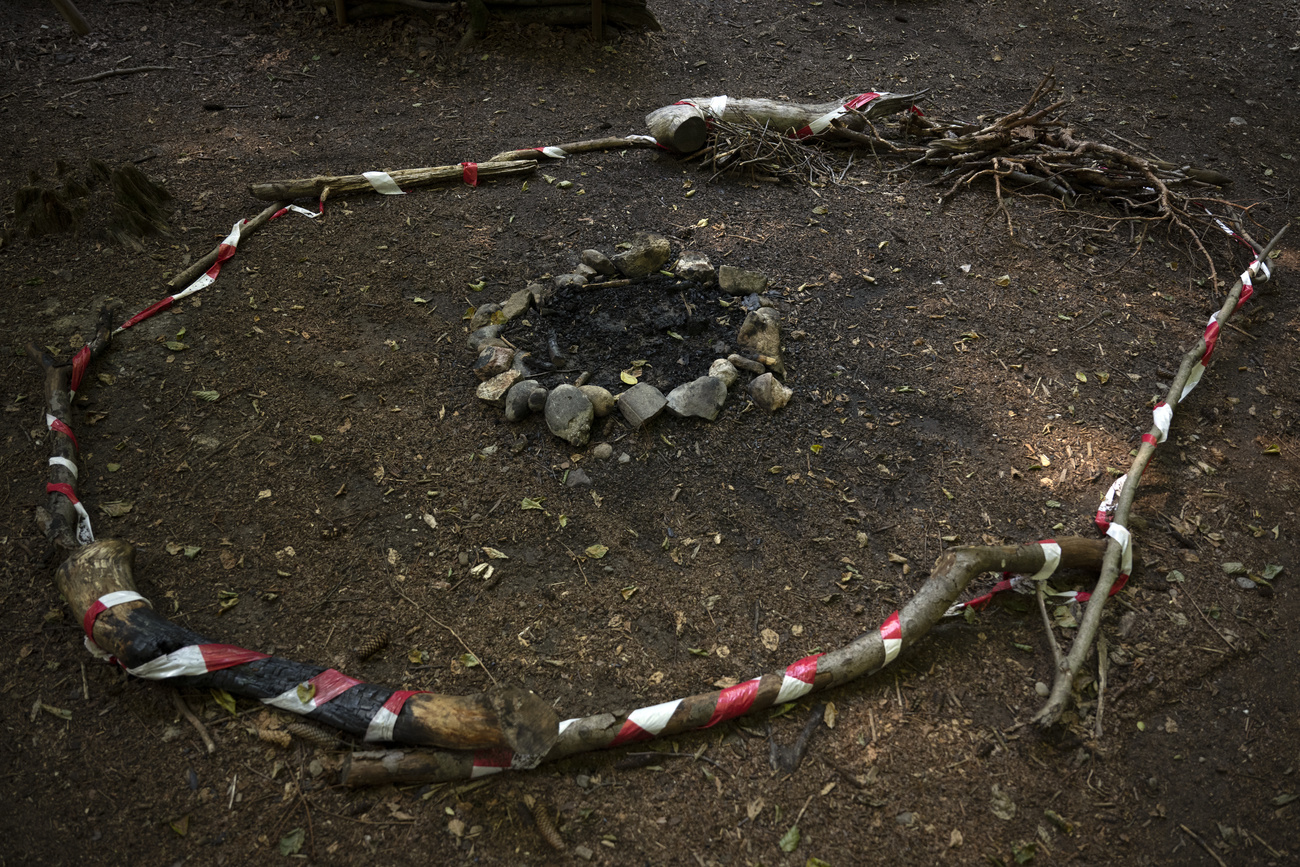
left=57, top=540, right=557, bottom=762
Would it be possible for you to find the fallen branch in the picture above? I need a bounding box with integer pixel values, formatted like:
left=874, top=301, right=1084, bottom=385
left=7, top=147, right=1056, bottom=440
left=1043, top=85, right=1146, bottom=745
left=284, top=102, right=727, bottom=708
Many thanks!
left=166, top=200, right=286, bottom=290
left=486, top=135, right=660, bottom=163
left=248, top=159, right=536, bottom=201
left=68, top=65, right=173, bottom=84
left=342, top=537, right=1107, bottom=785
left=1033, top=223, right=1287, bottom=728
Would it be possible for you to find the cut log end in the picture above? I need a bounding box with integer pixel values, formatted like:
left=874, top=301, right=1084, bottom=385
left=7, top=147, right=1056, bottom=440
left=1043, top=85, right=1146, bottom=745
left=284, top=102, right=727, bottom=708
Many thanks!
left=645, top=104, right=708, bottom=153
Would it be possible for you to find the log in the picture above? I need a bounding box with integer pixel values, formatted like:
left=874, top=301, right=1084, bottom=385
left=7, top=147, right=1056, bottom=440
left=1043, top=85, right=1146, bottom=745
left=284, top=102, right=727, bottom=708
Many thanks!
left=56, top=540, right=558, bottom=760
left=248, top=159, right=536, bottom=202
left=646, top=91, right=927, bottom=153
left=343, top=536, right=1108, bottom=785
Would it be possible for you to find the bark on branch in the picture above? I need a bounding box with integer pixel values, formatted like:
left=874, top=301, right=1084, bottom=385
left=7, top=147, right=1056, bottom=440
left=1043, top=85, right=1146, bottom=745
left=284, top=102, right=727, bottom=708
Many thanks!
left=248, top=160, right=536, bottom=201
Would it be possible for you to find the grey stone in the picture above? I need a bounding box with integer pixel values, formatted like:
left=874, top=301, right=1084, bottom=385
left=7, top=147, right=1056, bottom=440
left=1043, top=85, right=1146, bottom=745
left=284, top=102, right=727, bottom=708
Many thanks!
left=591, top=442, right=613, bottom=460
left=579, top=385, right=616, bottom=417
left=611, top=234, right=671, bottom=278
left=510, top=435, right=528, bottom=454
left=581, top=249, right=618, bottom=276
left=527, top=386, right=549, bottom=412
left=718, top=264, right=769, bottom=295
left=1236, top=576, right=1257, bottom=590
left=467, top=324, right=504, bottom=351
left=472, top=345, right=514, bottom=381
left=618, top=382, right=667, bottom=428
left=675, top=251, right=716, bottom=283
left=565, top=468, right=592, bottom=487
left=709, top=358, right=739, bottom=388
left=750, top=373, right=792, bottom=412
left=553, top=272, right=588, bottom=290
left=468, top=302, right=502, bottom=331
left=476, top=370, right=521, bottom=406
left=666, top=376, right=727, bottom=421
left=738, top=307, right=784, bottom=378
left=499, top=288, right=534, bottom=322
left=575, top=263, right=599, bottom=279
left=618, top=453, right=631, bottom=464
left=510, top=350, right=534, bottom=377
left=545, top=384, right=594, bottom=447
left=504, top=380, right=541, bottom=422
left=728, top=353, right=766, bottom=375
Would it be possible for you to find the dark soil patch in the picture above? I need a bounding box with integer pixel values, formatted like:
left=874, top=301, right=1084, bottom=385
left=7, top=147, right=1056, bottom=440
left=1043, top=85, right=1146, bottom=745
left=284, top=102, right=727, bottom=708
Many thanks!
left=2, top=2, right=1299, bottom=866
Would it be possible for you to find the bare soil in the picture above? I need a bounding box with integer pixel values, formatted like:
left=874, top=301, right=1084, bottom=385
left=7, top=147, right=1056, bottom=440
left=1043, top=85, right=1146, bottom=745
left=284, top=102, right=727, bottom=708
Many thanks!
left=2, top=1, right=1299, bottom=865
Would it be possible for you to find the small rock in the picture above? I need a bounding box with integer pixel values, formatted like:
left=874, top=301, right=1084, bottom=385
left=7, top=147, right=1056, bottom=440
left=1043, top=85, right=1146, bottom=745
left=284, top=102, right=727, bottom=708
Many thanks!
left=1235, top=576, right=1257, bottom=590
left=476, top=370, right=521, bottom=406
left=553, top=272, right=588, bottom=290
left=545, top=384, right=594, bottom=447
left=591, top=442, right=613, bottom=460
left=472, top=345, right=514, bottom=381
left=738, top=307, right=783, bottom=377
left=618, top=382, right=667, bottom=428
left=573, top=844, right=595, bottom=861
left=467, top=324, right=505, bottom=352
left=727, top=353, right=766, bottom=375
left=565, top=468, right=592, bottom=487
left=666, top=375, right=727, bottom=421
left=574, top=263, right=598, bottom=279
left=499, top=288, right=534, bottom=322
left=709, top=358, right=739, bottom=388
left=468, top=302, right=502, bottom=331
left=1034, top=681, right=1050, bottom=697
left=895, top=811, right=915, bottom=827
left=504, top=380, right=541, bottom=422
left=718, top=264, right=768, bottom=295
left=675, top=251, right=716, bottom=283
left=618, top=453, right=631, bottom=464
left=509, top=435, right=528, bottom=454
left=750, top=372, right=792, bottom=412
left=1229, top=116, right=1248, bottom=126
left=510, top=350, right=534, bottom=377
left=579, top=385, right=616, bottom=417
left=581, top=249, right=617, bottom=276
left=611, top=233, right=671, bottom=278
left=527, top=386, right=549, bottom=412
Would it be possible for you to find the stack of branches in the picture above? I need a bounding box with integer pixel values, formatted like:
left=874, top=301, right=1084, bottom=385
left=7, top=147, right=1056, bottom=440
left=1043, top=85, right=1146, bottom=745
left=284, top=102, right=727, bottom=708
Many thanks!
left=701, top=71, right=1259, bottom=292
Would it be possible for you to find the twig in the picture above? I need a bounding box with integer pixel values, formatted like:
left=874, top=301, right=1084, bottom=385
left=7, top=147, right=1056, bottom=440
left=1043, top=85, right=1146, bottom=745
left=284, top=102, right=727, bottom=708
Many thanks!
left=69, top=65, right=173, bottom=84
left=1036, top=582, right=1066, bottom=671
left=1179, top=824, right=1229, bottom=867
left=388, top=577, right=499, bottom=686
left=1182, top=585, right=1237, bottom=651
left=1094, top=635, right=1108, bottom=739
left=172, top=688, right=216, bottom=754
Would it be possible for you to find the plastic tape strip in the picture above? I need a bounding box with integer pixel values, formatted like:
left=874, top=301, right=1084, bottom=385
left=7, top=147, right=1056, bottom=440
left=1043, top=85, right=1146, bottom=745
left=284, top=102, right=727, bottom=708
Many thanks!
left=49, top=456, right=78, bottom=479
left=1028, top=540, right=1062, bottom=583
left=46, top=482, right=93, bottom=545
left=362, top=171, right=404, bottom=195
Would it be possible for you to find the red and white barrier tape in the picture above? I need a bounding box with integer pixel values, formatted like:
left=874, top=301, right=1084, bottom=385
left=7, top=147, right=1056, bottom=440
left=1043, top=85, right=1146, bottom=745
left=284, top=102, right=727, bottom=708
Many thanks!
left=794, top=92, right=882, bottom=139
left=46, top=482, right=94, bottom=545
left=114, top=218, right=245, bottom=334
left=82, top=592, right=426, bottom=742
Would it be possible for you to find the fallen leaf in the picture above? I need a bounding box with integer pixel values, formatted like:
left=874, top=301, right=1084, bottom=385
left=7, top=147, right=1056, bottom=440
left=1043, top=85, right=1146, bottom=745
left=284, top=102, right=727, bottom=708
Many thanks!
left=171, top=815, right=191, bottom=837
left=99, top=501, right=133, bottom=517
left=620, top=586, right=638, bottom=601
left=483, top=546, right=509, bottom=560
left=279, top=827, right=305, bottom=856
left=585, top=544, right=609, bottom=559
left=192, top=390, right=220, bottom=401
left=459, top=652, right=481, bottom=668
left=990, top=784, right=1017, bottom=820
left=520, top=497, right=545, bottom=510
left=211, top=688, right=236, bottom=716
left=778, top=824, right=801, bottom=853
left=257, top=489, right=272, bottom=500
left=165, top=341, right=188, bottom=351
left=760, top=628, right=780, bottom=651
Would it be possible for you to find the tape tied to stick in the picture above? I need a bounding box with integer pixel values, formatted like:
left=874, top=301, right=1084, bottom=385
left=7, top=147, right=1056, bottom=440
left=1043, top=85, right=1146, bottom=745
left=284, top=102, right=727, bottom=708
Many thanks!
left=460, top=162, right=479, bottom=187
left=46, top=482, right=94, bottom=545
left=362, top=171, right=404, bottom=196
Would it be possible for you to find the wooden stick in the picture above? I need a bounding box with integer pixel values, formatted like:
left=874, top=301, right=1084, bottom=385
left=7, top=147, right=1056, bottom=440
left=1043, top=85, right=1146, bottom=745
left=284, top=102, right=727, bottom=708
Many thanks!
left=343, top=537, right=1108, bottom=785
left=1033, top=223, right=1288, bottom=728
left=50, top=0, right=90, bottom=36
left=167, top=201, right=286, bottom=290
left=486, top=135, right=659, bottom=163
left=55, top=540, right=559, bottom=759
left=248, top=159, right=536, bottom=201
left=68, top=66, right=173, bottom=85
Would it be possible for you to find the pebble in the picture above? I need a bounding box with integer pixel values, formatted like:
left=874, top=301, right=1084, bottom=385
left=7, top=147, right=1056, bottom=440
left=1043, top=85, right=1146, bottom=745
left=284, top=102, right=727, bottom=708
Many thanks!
left=466, top=324, right=504, bottom=352
left=718, top=264, right=769, bottom=295
left=591, top=442, right=613, bottom=460
left=579, top=384, right=616, bottom=417
left=708, top=358, right=739, bottom=388
left=468, top=302, right=502, bottom=331
left=1235, top=576, right=1257, bottom=590
left=565, top=468, right=592, bottom=487
left=527, top=386, right=549, bottom=412
left=545, top=384, right=594, bottom=447
left=666, top=375, right=727, bottom=420
left=618, top=453, right=631, bottom=464
left=553, top=272, right=588, bottom=290
left=675, top=251, right=716, bottom=283
left=580, top=248, right=617, bottom=276
left=750, top=372, right=792, bottom=412
left=617, top=382, right=667, bottom=428
left=476, top=369, right=521, bottom=406
left=727, top=353, right=766, bottom=375
left=1035, top=681, right=1050, bottom=697
left=472, top=345, right=514, bottom=381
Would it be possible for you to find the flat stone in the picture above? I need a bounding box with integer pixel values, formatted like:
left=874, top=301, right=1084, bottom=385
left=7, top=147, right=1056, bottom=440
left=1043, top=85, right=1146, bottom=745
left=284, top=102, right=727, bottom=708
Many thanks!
left=472, top=345, right=514, bottom=381
left=611, top=234, right=671, bottom=278
left=617, top=382, right=667, bottom=429
left=504, top=380, right=541, bottom=422
left=575, top=263, right=598, bottom=279
left=545, top=384, right=594, bottom=447
left=553, top=272, right=587, bottom=290
left=581, top=249, right=618, bottom=276
left=468, top=302, right=502, bottom=331
left=675, top=251, right=716, bottom=283
left=527, top=386, right=549, bottom=412
left=476, top=369, right=521, bottom=407
left=579, top=385, right=616, bottom=417
left=738, top=307, right=784, bottom=378
left=591, top=442, right=613, bottom=460
left=467, top=324, right=505, bottom=352
left=666, top=376, right=727, bottom=421
left=708, top=358, right=739, bottom=388
left=565, top=468, right=592, bottom=487
left=499, top=288, right=534, bottom=322
left=750, top=373, right=792, bottom=412
left=718, top=264, right=768, bottom=295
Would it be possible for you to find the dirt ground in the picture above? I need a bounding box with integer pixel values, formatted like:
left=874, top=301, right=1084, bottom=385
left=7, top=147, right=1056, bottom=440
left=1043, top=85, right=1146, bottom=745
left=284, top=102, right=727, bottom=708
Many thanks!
left=2, top=1, right=1299, bottom=864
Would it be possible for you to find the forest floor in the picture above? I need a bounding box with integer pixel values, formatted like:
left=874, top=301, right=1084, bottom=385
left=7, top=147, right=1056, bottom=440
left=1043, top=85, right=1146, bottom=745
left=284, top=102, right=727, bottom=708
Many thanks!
left=1, top=1, right=1299, bottom=864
